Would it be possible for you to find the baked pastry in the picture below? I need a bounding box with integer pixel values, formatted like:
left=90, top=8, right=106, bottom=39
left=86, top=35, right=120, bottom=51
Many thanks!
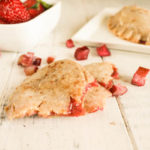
left=108, top=6, right=150, bottom=45
left=85, top=62, right=116, bottom=89
left=5, top=59, right=111, bottom=119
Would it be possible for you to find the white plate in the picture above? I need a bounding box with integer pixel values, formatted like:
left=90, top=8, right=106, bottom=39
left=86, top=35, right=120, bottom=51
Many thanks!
left=72, top=7, right=150, bottom=54
left=0, top=2, right=61, bottom=52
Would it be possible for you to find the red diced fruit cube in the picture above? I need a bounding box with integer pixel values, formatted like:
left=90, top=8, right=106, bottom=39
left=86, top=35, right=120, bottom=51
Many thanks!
left=74, top=46, right=90, bottom=60
left=27, top=52, right=34, bottom=57
left=18, top=54, right=33, bottom=67
left=47, top=57, right=55, bottom=64
left=112, top=67, right=119, bottom=79
left=33, top=57, right=42, bottom=66
left=66, top=39, right=74, bottom=48
left=110, top=84, right=128, bottom=97
left=131, top=66, right=149, bottom=86
left=96, top=44, right=111, bottom=57
left=18, top=52, right=35, bottom=67
left=24, top=65, right=38, bottom=76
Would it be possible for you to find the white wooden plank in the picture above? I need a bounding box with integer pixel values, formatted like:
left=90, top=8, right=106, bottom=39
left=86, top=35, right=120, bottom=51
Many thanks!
left=103, top=49, right=150, bottom=150
left=0, top=52, right=17, bottom=118
left=0, top=47, right=133, bottom=150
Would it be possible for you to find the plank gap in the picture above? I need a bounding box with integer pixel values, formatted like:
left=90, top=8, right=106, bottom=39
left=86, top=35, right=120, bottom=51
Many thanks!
left=116, top=97, right=138, bottom=150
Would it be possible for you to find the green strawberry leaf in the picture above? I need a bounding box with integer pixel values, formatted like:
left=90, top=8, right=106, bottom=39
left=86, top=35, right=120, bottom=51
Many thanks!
left=31, top=2, right=40, bottom=9
left=39, top=0, right=53, bottom=9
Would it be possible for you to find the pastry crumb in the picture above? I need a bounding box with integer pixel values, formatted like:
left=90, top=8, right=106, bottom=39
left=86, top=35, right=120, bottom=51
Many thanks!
left=109, top=121, right=116, bottom=125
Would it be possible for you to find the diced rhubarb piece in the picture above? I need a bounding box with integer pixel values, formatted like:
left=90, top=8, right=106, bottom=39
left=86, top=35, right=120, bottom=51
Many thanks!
left=96, top=44, right=111, bottom=57
left=66, top=39, right=74, bottom=48
left=47, top=57, right=55, bottom=64
left=111, top=67, right=119, bottom=79
left=110, top=84, right=128, bottom=97
left=74, top=46, right=90, bottom=60
left=24, top=65, right=38, bottom=76
left=131, top=66, right=150, bottom=86
left=33, top=57, right=42, bottom=66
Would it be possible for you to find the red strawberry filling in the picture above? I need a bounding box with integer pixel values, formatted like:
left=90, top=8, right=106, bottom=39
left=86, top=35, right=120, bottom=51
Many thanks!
left=66, top=39, right=74, bottom=48
left=96, top=44, right=111, bottom=57
left=110, top=84, right=128, bottom=97
left=74, top=46, right=90, bottom=60
left=111, top=66, right=119, bottom=79
left=99, top=80, right=113, bottom=90
left=131, top=66, right=149, bottom=86
left=68, top=81, right=99, bottom=116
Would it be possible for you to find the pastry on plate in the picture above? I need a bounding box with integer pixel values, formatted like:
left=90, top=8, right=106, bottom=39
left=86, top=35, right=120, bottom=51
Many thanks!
left=108, top=6, right=150, bottom=45
left=5, top=59, right=111, bottom=119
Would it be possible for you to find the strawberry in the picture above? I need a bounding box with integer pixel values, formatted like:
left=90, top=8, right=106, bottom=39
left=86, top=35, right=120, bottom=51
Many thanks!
left=0, top=0, right=31, bottom=24
left=66, top=39, right=74, bottom=48
left=111, top=67, right=119, bottom=79
left=110, top=84, right=128, bottom=97
left=96, top=44, right=111, bottom=57
left=74, top=46, right=90, bottom=60
left=24, top=0, right=45, bottom=18
left=0, top=18, right=6, bottom=24
left=131, top=66, right=149, bottom=86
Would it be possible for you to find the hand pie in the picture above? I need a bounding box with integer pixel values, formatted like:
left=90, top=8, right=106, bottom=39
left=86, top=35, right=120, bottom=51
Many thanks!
left=5, top=59, right=112, bottom=119
left=108, top=6, right=150, bottom=45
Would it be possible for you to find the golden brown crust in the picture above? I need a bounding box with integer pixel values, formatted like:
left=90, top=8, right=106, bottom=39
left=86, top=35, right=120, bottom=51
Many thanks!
left=84, top=85, right=112, bottom=113
left=84, top=62, right=114, bottom=84
left=108, top=6, right=150, bottom=45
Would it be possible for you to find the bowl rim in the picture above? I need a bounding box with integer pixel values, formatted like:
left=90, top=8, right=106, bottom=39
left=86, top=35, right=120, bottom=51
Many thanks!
left=0, top=1, right=61, bottom=27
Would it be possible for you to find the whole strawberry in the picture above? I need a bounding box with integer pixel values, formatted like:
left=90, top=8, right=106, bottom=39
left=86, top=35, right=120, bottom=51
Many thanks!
left=0, top=0, right=31, bottom=24
left=24, top=0, right=44, bottom=19
left=0, top=18, right=6, bottom=24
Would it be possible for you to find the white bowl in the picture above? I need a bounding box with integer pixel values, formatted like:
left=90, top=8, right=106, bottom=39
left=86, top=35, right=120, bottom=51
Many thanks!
left=0, top=2, right=61, bottom=52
